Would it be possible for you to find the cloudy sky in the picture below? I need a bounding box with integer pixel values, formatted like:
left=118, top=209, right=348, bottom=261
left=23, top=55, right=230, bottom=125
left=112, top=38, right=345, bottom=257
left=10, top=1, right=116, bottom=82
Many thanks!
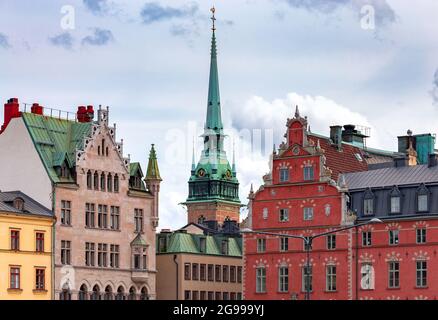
left=1, top=0, right=437, bottom=229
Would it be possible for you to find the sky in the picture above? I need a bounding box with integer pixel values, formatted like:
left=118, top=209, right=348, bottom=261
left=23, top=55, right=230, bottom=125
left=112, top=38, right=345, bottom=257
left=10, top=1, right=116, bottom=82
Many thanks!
left=1, top=0, right=438, bottom=230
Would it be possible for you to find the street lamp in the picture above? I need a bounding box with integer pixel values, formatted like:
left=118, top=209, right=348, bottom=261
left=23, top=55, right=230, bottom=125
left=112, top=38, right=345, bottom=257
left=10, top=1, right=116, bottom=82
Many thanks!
left=241, top=218, right=382, bottom=300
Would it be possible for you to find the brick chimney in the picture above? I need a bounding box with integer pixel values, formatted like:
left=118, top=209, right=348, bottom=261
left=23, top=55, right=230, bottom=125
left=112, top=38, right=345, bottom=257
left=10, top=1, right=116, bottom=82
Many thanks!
left=31, top=103, right=43, bottom=115
left=330, top=125, right=343, bottom=150
left=1, top=98, right=21, bottom=134
left=77, top=105, right=94, bottom=123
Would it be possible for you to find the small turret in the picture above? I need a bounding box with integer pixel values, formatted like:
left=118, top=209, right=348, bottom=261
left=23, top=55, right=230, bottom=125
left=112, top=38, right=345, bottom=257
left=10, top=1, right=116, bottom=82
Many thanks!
left=145, top=144, right=162, bottom=229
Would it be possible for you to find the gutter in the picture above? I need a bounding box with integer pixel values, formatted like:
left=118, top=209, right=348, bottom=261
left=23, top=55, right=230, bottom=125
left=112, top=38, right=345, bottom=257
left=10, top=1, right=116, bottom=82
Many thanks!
left=173, top=255, right=179, bottom=300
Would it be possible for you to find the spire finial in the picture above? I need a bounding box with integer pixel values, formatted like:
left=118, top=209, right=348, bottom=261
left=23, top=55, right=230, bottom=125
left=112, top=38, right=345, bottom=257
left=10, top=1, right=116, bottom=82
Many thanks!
left=295, top=105, right=300, bottom=118
left=192, top=137, right=196, bottom=172
left=232, top=139, right=236, bottom=174
left=211, top=7, right=216, bottom=32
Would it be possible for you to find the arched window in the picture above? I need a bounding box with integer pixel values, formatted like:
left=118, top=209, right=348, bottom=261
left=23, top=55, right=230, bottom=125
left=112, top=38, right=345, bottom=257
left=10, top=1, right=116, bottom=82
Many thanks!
left=106, top=147, right=109, bottom=157
left=363, top=188, right=374, bottom=216
left=59, top=289, right=71, bottom=300
left=94, top=172, right=99, bottom=190
left=102, top=139, right=105, bottom=156
left=78, top=284, right=88, bottom=300
left=140, top=287, right=149, bottom=300
left=91, top=285, right=101, bottom=300
left=128, top=287, right=137, bottom=300
left=390, top=186, right=401, bottom=214
left=98, top=146, right=101, bottom=156
left=100, top=173, right=106, bottom=191
left=107, top=174, right=112, bottom=192
left=116, top=286, right=125, bottom=300
left=87, top=170, right=92, bottom=189
left=417, top=184, right=429, bottom=213
left=114, top=174, right=119, bottom=193
left=104, top=285, right=113, bottom=300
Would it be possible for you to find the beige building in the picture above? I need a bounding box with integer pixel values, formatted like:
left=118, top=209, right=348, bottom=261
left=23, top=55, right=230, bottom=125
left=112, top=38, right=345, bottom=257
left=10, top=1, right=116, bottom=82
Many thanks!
left=0, top=99, right=162, bottom=300
left=156, top=224, right=242, bottom=300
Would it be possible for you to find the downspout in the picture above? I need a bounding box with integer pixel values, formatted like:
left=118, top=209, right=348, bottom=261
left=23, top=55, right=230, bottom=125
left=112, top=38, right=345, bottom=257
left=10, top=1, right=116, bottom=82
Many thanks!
left=51, top=182, right=56, bottom=300
left=355, top=224, right=359, bottom=300
left=173, top=255, right=179, bottom=300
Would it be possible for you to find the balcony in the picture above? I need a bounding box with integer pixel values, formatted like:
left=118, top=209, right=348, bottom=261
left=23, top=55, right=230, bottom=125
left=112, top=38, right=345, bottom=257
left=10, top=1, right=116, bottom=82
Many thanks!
left=131, top=269, right=149, bottom=283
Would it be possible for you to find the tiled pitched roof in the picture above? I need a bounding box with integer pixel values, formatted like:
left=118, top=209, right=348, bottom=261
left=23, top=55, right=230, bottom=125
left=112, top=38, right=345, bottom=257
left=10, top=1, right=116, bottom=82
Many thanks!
left=343, top=164, right=438, bottom=190
left=21, top=112, right=92, bottom=183
left=0, top=191, right=53, bottom=217
left=308, top=134, right=368, bottom=180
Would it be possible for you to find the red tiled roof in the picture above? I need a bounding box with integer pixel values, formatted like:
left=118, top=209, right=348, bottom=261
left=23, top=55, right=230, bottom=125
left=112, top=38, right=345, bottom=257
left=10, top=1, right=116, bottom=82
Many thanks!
left=308, top=134, right=368, bottom=180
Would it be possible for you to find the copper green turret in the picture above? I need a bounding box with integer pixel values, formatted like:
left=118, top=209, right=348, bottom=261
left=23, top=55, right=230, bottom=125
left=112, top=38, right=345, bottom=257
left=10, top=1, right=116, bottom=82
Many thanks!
left=146, top=144, right=162, bottom=181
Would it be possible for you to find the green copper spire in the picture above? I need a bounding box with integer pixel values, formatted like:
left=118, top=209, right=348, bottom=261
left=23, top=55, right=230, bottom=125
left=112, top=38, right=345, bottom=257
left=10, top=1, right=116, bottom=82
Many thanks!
left=205, top=8, right=223, bottom=133
left=146, top=144, right=162, bottom=181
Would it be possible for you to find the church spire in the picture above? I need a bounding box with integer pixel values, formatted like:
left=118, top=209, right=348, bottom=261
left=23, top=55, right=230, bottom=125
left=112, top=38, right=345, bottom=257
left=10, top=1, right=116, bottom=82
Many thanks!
left=205, top=6, right=223, bottom=133
left=146, top=144, right=162, bottom=181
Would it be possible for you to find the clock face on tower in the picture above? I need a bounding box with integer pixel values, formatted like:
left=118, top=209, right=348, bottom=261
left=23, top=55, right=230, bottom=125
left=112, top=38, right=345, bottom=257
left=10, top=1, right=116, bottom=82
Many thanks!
left=198, top=169, right=206, bottom=177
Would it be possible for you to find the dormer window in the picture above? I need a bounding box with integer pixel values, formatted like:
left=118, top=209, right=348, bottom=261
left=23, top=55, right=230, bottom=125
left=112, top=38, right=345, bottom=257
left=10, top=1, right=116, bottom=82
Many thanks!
left=363, top=188, right=374, bottom=216
left=279, top=168, right=289, bottom=182
left=200, top=237, right=207, bottom=253
left=13, top=198, right=24, bottom=211
left=221, top=240, right=229, bottom=255
left=417, top=184, right=429, bottom=213
left=390, top=186, right=401, bottom=214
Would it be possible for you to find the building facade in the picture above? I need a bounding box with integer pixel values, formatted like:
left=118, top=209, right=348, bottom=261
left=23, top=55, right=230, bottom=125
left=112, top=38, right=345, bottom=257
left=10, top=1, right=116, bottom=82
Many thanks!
left=156, top=223, right=242, bottom=300
left=0, top=99, right=161, bottom=300
left=0, top=191, right=54, bottom=300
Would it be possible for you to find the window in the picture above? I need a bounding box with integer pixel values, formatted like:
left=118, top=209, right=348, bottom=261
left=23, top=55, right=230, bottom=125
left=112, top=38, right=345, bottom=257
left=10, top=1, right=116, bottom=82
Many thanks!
left=280, top=237, right=288, bottom=252
left=192, top=263, right=199, bottom=281
left=257, top=238, right=266, bottom=253
left=208, top=264, right=214, bottom=281
left=215, top=265, right=221, bottom=282
left=107, top=174, right=113, bottom=192
left=362, top=231, right=372, bottom=247
left=200, top=291, right=206, bottom=301
left=85, top=242, right=95, bottom=267
left=183, top=263, right=191, bottom=280
left=388, top=261, right=400, bottom=288
left=110, top=245, right=120, bottom=268
left=11, top=230, right=20, bottom=250
left=326, top=266, right=337, bottom=292
left=98, top=243, right=108, bottom=267
left=256, top=267, right=266, bottom=293
left=158, top=237, right=167, bottom=253
left=140, top=287, right=148, bottom=300
left=91, top=285, right=101, bottom=300
left=104, top=286, right=113, bottom=300
left=85, top=203, right=95, bottom=228
left=278, top=266, right=289, bottom=293
left=230, top=266, right=236, bottom=283
left=208, top=292, right=214, bottom=300
left=116, top=287, right=125, bottom=301
left=135, top=209, right=144, bottom=233
left=237, top=267, right=242, bottom=283
left=416, top=261, right=427, bottom=288
left=302, top=266, right=312, bottom=292
left=303, top=166, right=314, bottom=181
left=417, top=194, right=428, bottom=212
left=114, top=174, right=119, bottom=192
left=110, top=206, right=120, bottom=230
left=87, top=170, right=92, bottom=189
left=417, top=228, right=427, bottom=244
left=303, top=207, right=314, bottom=221
left=184, top=291, right=191, bottom=300
left=326, top=234, right=336, bottom=250
left=215, top=292, right=222, bottom=300
left=98, top=205, right=108, bottom=229
left=61, top=240, right=71, bottom=265
left=79, top=284, right=88, bottom=300
left=360, top=263, right=375, bottom=290
left=200, top=264, right=206, bottom=281
left=389, top=230, right=399, bottom=245
left=100, top=173, right=106, bottom=191
left=279, top=168, right=289, bottom=182
left=364, top=199, right=374, bottom=215
left=221, top=240, right=229, bottom=255
left=61, top=200, right=71, bottom=226
left=142, top=252, right=147, bottom=270
left=35, top=232, right=45, bottom=252
left=134, top=254, right=141, bottom=269
left=35, top=269, right=45, bottom=290
left=222, top=265, right=229, bottom=282
left=390, top=196, right=401, bottom=214
left=279, top=209, right=289, bottom=222
left=200, top=237, right=206, bottom=253
left=128, top=287, right=136, bottom=300
left=223, top=292, right=229, bottom=300
left=192, top=291, right=199, bottom=300
left=10, top=267, right=20, bottom=289
left=94, top=172, right=99, bottom=190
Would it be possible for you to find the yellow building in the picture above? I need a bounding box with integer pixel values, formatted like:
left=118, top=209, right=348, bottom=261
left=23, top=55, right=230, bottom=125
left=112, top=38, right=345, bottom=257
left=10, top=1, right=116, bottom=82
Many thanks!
left=0, top=191, right=54, bottom=300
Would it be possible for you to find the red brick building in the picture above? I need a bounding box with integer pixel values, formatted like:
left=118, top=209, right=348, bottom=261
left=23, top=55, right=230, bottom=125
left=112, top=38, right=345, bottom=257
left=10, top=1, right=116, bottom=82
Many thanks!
left=243, top=107, right=438, bottom=300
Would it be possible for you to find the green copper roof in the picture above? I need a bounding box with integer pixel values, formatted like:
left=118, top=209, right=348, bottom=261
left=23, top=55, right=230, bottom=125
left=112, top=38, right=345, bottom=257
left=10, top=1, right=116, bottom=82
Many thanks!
left=157, top=232, right=242, bottom=257
left=146, top=144, right=162, bottom=181
left=131, top=233, right=148, bottom=247
left=22, top=112, right=92, bottom=183
left=129, top=162, right=147, bottom=191
left=130, top=162, right=142, bottom=176
left=206, top=30, right=223, bottom=133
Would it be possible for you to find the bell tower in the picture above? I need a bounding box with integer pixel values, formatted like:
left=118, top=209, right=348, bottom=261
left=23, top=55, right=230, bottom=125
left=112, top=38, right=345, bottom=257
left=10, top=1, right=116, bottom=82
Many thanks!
left=183, top=8, right=241, bottom=225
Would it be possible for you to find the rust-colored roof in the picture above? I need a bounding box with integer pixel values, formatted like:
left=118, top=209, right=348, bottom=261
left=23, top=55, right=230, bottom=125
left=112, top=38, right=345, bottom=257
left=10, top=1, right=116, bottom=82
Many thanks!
left=308, top=134, right=368, bottom=180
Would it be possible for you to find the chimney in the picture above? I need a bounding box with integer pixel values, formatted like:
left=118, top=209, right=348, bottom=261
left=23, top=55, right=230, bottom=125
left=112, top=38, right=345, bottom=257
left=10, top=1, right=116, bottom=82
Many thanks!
left=31, top=103, right=43, bottom=115
left=342, top=124, right=368, bottom=148
left=330, top=125, right=342, bottom=150
left=77, top=106, right=87, bottom=123
left=86, top=105, right=94, bottom=122
left=1, top=98, right=21, bottom=133
left=428, top=154, right=437, bottom=168
left=394, top=156, right=408, bottom=168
